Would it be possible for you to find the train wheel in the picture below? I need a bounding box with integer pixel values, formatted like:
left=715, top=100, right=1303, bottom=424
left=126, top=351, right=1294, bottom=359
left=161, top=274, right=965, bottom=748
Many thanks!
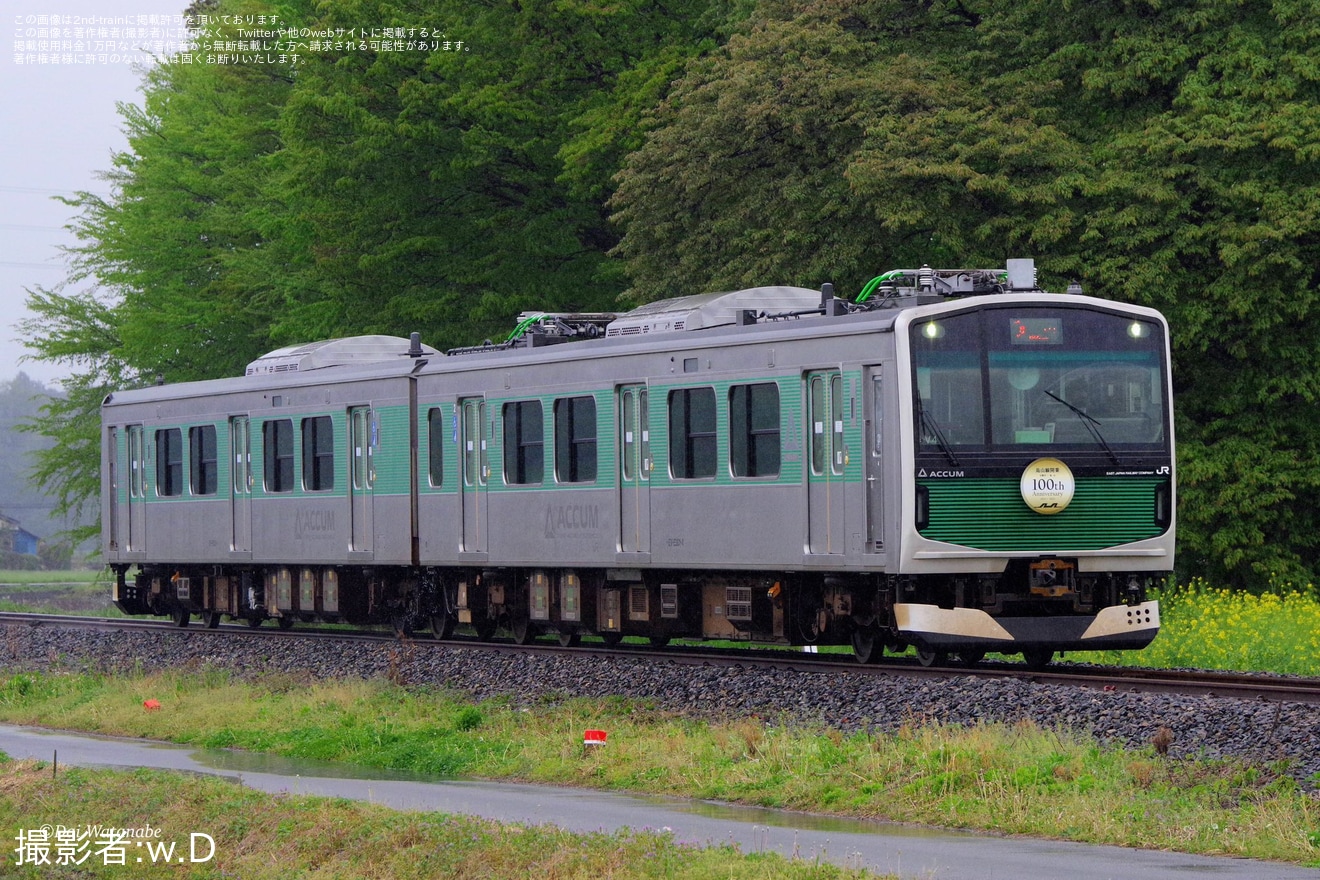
left=474, top=618, right=498, bottom=641
left=557, top=631, right=580, bottom=648
left=246, top=614, right=263, bottom=628
left=850, top=627, right=882, bottom=664
left=432, top=613, right=455, bottom=640
left=600, top=632, right=623, bottom=647
left=172, top=607, right=190, bottom=628
left=915, top=648, right=948, bottom=668
left=648, top=635, right=671, bottom=648
left=1022, top=648, right=1054, bottom=670
left=510, top=618, right=535, bottom=645
left=957, top=649, right=986, bottom=668
left=278, top=616, right=296, bottom=631
left=205, top=611, right=222, bottom=629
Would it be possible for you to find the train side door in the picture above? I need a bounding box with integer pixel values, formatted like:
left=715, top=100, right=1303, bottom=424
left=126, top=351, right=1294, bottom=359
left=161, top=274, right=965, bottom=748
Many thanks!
left=349, top=406, right=375, bottom=553
left=126, top=424, right=146, bottom=551
left=617, top=384, right=651, bottom=553
left=805, top=370, right=845, bottom=555
left=230, top=416, right=252, bottom=553
left=460, top=397, right=488, bottom=552
left=864, top=366, right=885, bottom=551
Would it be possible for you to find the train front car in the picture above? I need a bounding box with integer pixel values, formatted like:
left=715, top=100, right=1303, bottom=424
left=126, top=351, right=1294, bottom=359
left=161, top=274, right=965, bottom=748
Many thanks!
left=891, top=263, right=1173, bottom=667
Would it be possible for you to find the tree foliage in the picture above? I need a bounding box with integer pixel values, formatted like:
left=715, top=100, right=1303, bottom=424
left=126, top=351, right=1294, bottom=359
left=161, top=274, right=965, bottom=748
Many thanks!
left=611, top=0, right=1320, bottom=588
left=0, top=374, right=69, bottom=540
left=21, top=0, right=1320, bottom=587
left=21, top=0, right=729, bottom=539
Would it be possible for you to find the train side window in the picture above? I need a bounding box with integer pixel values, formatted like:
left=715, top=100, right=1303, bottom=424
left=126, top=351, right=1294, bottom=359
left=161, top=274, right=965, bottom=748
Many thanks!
left=729, top=383, right=780, bottom=478
left=263, top=419, right=294, bottom=493
left=128, top=425, right=146, bottom=498
left=872, top=373, right=884, bottom=455
left=554, top=396, right=597, bottom=483
left=301, top=416, right=334, bottom=491
left=427, top=407, right=444, bottom=488
left=831, top=373, right=845, bottom=475
left=621, top=387, right=650, bottom=482
left=155, top=428, right=183, bottom=497
left=188, top=425, right=218, bottom=496
left=669, top=387, right=717, bottom=479
left=809, top=376, right=826, bottom=475
left=503, top=400, right=544, bottom=485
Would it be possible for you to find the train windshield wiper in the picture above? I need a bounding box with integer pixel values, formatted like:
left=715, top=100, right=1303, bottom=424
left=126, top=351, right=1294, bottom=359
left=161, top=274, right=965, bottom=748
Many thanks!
left=915, top=396, right=959, bottom=466
left=1044, top=390, right=1120, bottom=465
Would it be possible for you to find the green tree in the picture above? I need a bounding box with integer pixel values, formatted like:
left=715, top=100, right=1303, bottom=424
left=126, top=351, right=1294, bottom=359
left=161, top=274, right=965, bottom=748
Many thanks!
left=21, top=0, right=734, bottom=531
left=259, top=0, right=730, bottom=347
left=0, top=374, right=64, bottom=542
left=17, top=289, right=131, bottom=548
left=610, top=0, right=1320, bottom=588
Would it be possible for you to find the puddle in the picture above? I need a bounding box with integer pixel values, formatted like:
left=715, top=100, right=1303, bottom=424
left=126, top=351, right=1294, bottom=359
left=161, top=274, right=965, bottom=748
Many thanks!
left=187, top=746, right=455, bottom=783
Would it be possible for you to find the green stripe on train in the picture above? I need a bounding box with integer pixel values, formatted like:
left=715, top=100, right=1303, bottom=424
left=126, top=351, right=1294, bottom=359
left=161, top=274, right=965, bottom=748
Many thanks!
left=919, top=476, right=1166, bottom=551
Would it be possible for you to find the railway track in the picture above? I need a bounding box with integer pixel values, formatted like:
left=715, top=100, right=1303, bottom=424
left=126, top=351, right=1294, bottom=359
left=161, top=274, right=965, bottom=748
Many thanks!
left=5, top=611, right=1319, bottom=705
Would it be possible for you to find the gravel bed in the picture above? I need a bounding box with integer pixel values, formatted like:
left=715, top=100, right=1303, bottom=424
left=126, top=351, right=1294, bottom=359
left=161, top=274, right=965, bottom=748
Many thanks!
left=5, top=623, right=1319, bottom=789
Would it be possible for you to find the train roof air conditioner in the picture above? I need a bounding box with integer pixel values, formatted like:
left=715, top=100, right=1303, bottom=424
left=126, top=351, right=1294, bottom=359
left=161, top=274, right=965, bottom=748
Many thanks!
left=605, top=286, right=822, bottom=337
left=245, top=335, right=439, bottom=376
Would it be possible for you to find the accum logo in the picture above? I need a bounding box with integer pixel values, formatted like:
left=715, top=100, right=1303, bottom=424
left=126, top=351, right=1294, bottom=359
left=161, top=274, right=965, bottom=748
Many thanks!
left=545, top=503, right=600, bottom=539
left=295, top=508, right=335, bottom=539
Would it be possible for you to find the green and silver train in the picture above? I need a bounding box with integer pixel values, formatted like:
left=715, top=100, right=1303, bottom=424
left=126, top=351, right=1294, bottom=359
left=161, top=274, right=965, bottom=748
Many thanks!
left=103, top=259, right=1173, bottom=666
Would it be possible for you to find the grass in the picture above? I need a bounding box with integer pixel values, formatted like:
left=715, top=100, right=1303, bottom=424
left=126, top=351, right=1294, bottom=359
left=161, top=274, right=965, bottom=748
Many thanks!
left=0, top=668, right=1316, bottom=867
left=4, top=576, right=1320, bottom=867
left=0, top=758, right=883, bottom=879
left=0, top=568, right=121, bottom=617
left=0, top=569, right=104, bottom=586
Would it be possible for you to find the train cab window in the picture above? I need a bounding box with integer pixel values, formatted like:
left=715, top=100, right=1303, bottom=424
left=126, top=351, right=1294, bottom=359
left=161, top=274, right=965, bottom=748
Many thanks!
left=912, top=311, right=987, bottom=448
left=503, top=400, right=544, bottom=485
left=155, top=428, right=183, bottom=497
left=263, top=419, right=295, bottom=493
left=912, top=307, right=1167, bottom=452
left=427, top=407, right=445, bottom=488
left=729, top=383, right=780, bottom=478
left=188, top=425, right=218, bottom=496
left=668, top=387, right=717, bottom=479
left=554, top=396, right=597, bottom=483
left=301, top=416, right=335, bottom=491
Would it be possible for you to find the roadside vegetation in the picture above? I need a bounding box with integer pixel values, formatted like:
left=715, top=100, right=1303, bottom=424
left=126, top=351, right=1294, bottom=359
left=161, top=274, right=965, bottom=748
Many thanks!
left=0, top=758, right=881, bottom=880
left=3, top=578, right=1320, bottom=867
left=0, top=668, right=1316, bottom=867
left=0, top=569, right=118, bottom=617
left=1085, top=579, right=1320, bottom=676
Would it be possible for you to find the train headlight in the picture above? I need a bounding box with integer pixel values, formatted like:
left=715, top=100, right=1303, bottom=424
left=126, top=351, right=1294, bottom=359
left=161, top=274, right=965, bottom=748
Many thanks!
left=1127, top=321, right=1151, bottom=339
left=921, top=321, right=945, bottom=340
